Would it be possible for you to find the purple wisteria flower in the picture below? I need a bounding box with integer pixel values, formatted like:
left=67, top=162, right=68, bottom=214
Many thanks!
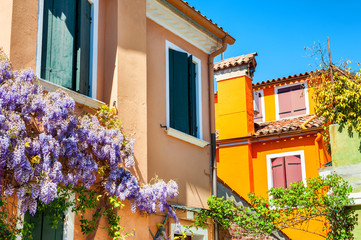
left=0, top=53, right=179, bottom=222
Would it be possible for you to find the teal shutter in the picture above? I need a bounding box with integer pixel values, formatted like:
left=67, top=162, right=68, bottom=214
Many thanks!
left=188, top=56, right=197, bottom=137
left=24, top=212, right=43, bottom=240
left=41, top=0, right=77, bottom=89
left=169, top=49, right=190, bottom=134
left=24, top=210, right=64, bottom=240
left=75, top=0, right=91, bottom=95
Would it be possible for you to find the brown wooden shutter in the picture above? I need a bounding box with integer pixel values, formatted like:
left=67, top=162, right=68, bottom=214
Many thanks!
left=285, top=155, right=302, bottom=188
left=272, top=157, right=286, bottom=188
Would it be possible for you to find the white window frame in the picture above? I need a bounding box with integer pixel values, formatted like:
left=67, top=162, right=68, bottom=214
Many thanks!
left=266, top=150, right=307, bottom=191
left=170, top=223, right=208, bottom=240
left=165, top=40, right=203, bottom=140
left=274, top=81, right=309, bottom=120
left=36, top=0, right=99, bottom=99
left=253, top=89, right=265, bottom=123
left=16, top=194, right=75, bottom=240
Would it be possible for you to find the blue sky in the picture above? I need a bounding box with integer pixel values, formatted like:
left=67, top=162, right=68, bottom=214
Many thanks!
left=187, top=0, right=361, bottom=83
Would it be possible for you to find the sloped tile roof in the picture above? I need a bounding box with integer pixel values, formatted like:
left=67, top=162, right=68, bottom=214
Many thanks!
left=214, top=53, right=258, bottom=71
left=253, top=71, right=314, bottom=88
left=254, top=115, right=323, bottom=137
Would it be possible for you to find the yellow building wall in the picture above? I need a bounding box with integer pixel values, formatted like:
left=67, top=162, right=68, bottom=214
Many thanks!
left=215, top=75, right=254, bottom=140
left=254, top=79, right=316, bottom=122
left=216, top=75, right=329, bottom=240
left=218, top=135, right=329, bottom=240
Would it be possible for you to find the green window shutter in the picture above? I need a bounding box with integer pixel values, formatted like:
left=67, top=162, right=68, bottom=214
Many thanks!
left=24, top=210, right=64, bottom=240
left=188, top=55, right=197, bottom=137
left=41, top=0, right=77, bottom=89
left=24, top=212, right=43, bottom=240
left=169, top=49, right=190, bottom=134
left=42, top=211, right=64, bottom=240
left=75, top=0, right=91, bottom=95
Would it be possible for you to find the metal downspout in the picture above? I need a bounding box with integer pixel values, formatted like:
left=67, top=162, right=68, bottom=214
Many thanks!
left=208, top=39, right=228, bottom=240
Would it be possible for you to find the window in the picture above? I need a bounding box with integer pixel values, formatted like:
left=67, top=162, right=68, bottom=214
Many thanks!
left=37, top=0, right=98, bottom=97
left=253, top=90, right=265, bottom=123
left=166, top=41, right=202, bottom=138
left=24, top=210, right=64, bottom=240
left=275, top=83, right=309, bottom=119
left=266, top=151, right=306, bottom=190
left=171, top=223, right=207, bottom=240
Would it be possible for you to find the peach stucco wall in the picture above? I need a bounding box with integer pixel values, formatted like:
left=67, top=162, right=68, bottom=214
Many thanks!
left=1, top=1, right=215, bottom=239
left=0, top=0, right=13, bottom=56
left=146, top=18, right=212, bottom=209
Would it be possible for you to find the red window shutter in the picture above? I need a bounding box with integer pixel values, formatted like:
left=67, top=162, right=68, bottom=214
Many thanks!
left=277, top=87, right=293, bottom=118
left=291, top=84, right=306, bottom=116
left=285, top=155, right=302, bottom=188
left=272, top=157, right=286, bottom=188
left=254, top=92, right=263, bottom=123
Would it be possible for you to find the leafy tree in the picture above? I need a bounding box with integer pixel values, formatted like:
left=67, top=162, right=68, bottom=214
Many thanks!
left=0, top=50, right=179, bottom=239
left=193, top=174, right=358, bottom=239
left=308, top=45, right=361, bottom=152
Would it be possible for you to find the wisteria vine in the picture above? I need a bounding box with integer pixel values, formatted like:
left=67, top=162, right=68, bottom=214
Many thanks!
left=0, top=51, right=179, bottom=233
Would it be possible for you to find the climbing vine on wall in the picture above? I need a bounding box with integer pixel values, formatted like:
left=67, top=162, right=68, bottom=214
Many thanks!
left=193, top=174, right=358, bottom=240
left=0, top=50, right=178, bottom=239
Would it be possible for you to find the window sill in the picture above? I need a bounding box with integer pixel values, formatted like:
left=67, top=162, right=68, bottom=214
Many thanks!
left=165, top=127, right=209, bottom=148
left=38, top=78, right=105, bottom=109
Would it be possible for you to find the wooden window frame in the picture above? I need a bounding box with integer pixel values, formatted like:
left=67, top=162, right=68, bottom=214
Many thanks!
left=274, top=82, right=309, bottom=120
left=253, top=89, right=265, bottom=123
left=266, top=150, right=307, bottom=191
left=35, top=0, right=99, bottom=99
left=165, top=41, right=204, bottom=141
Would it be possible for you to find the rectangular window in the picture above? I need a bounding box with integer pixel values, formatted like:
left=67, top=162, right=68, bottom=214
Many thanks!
left=25, top=210, right=64, bottom=240
left=253, top=90, right=264, bottom=123
left=276, top=83, right=308, bottom=119
left=271, top=155, right=302, bottom=188
left=267, top=151, right=306, bottom=190
left=39, top=0, right=94, bottom=96
left=168, top=46, right=200, bottom=138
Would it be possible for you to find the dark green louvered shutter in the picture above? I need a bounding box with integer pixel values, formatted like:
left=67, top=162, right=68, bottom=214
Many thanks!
left=24, top=210, right=64, bottom=240
left=169, top=49, right=190, bottom=134
left=75, top=0, right=91, bottom=95
left=41, top=0, right=76, bottom=89
left=24, top=211, right=43, bottom=240
left=188, top=55, right=197, bottom=137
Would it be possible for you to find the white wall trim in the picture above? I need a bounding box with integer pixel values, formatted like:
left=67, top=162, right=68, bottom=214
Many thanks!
left=38, top=78, right=104, bottom=109
left=170, top=223, right=208, bottom=240
left=146, top=0, right=220, bottom=54
left=166, top=127, right=209, bottom=148
left=253, top=89, right=265, bottom=123
left=166, top=40, right=203, bottom=140
left=266, top=150, right=307, bottom=191
left=36, top=0, right=99, bottom=99
left=274, top=81, right=309, bottom=120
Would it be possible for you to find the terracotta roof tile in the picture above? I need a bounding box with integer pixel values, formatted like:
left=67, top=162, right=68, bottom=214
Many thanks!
left=254, top=115, right=323, bottom=137
left=253, top=71, right=314, bottom=88
left=214, top=53, right=258, bottom=71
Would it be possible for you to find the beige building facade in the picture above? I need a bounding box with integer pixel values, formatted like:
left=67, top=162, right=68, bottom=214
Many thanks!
left=0, top=0, right=234, bottom=239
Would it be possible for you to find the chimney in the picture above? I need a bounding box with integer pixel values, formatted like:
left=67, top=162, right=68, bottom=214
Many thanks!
left=214, top=53, right=257, bottom=140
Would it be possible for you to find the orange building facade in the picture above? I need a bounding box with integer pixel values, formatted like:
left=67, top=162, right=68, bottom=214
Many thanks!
left=214, top=54, right=331, bottom=240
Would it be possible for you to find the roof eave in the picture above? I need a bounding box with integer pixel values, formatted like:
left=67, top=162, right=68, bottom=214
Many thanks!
left=165, top=0, right=236, bottom=45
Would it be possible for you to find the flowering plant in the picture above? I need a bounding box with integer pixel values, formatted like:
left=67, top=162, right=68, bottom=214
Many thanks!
left=0, top=50, right=178, bottom=239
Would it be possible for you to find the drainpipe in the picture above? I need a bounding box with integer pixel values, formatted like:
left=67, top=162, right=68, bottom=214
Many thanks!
left=208, top=38, right=228, bottom=240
